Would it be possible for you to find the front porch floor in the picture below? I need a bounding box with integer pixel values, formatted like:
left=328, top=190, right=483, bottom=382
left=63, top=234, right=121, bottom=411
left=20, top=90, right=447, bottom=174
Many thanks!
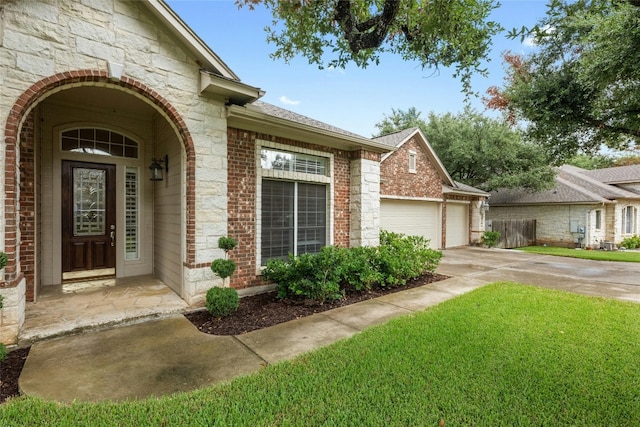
left=19, top=275, right=190, bottom=345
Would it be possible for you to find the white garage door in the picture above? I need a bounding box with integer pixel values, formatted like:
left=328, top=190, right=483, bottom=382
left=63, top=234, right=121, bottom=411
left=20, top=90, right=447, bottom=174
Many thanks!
left=380, top=199, right=441, bottom=249
left=446, top=202, right=469, bottom=247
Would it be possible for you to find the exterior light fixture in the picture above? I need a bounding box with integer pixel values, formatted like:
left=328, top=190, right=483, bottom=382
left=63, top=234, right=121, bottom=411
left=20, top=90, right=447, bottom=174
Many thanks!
left=149, top=154, right=168, bottom=181
left=481, top=200, right=490, bottom=211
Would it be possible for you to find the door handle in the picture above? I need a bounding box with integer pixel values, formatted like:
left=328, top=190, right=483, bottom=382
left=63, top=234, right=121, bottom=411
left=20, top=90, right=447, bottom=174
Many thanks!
left=110, top=231, right=115, bottom=246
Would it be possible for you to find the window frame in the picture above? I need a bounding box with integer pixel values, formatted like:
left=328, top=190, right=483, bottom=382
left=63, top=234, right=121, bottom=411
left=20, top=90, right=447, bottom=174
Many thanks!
left=621, top=206, right=638, bottom=235
left=256, top=140, right=334, bottom=270
left=408, top=151, right=417, bottom=173
left=595, top=209, right=602, bottom=231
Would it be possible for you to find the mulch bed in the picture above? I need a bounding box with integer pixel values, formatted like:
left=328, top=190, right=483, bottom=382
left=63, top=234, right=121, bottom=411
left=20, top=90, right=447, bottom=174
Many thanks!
left=185, top=273, right=449, bottom=335
left=1, top=347, right=30, bottom=404
left=0, top=272, right=448, bottom=404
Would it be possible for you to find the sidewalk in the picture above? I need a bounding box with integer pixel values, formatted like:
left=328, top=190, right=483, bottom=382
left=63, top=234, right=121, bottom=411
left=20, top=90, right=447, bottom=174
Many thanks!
left=19, top=275, right=487, bottom=403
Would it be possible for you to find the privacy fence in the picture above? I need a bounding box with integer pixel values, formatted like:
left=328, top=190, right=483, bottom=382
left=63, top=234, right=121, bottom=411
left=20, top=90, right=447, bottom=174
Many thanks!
left=487, top=219, right=536, bottom=249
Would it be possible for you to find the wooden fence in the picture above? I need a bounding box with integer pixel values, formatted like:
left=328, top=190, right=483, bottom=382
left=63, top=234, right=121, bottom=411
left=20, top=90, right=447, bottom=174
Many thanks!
left=489, top=219, right=536, bottom=249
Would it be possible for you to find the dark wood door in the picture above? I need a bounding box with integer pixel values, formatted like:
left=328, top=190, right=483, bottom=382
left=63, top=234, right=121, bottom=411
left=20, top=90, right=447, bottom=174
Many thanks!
left=62, top=161, right=116, bottom=273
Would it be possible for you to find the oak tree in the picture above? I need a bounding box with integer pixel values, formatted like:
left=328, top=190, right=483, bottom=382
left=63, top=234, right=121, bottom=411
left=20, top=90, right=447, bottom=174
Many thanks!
left=485, top=0, right=640, bottom=161
left=237, top=0, right=501, bottom=93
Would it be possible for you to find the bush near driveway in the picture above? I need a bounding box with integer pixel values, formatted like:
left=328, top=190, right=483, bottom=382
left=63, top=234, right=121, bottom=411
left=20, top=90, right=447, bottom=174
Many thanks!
left=263, top=230, right=442, bottom=303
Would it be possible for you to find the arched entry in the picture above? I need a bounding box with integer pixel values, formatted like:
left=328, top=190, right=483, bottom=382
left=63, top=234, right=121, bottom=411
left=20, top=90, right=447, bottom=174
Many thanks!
left=3, top=70, right=197, bottom=302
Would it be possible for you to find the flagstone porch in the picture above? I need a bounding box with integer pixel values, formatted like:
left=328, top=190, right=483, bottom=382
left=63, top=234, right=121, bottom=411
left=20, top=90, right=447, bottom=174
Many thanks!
left=19, top=276, right=189, bottom=345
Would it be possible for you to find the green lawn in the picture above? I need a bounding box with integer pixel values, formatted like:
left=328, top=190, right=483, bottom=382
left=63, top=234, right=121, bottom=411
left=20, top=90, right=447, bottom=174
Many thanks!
left=2, top=282, right=640, bottom=426
left=518, top=245, right=640, bottom=262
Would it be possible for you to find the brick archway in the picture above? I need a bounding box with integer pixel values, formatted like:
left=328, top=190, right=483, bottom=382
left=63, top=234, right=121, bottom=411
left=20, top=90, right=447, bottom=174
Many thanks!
left=2, top=70, right=197, bottom=289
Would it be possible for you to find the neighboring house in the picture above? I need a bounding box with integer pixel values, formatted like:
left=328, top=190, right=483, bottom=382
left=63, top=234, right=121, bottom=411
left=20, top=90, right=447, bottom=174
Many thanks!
left=487, top=164, right=640, bottom=248
left=0, top=0, right=390, bottom=344
left=374, top=128, right=488, bottom=249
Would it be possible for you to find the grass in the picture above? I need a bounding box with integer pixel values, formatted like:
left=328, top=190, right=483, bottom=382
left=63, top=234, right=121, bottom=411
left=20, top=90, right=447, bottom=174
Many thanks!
left=518, top=245, right=640, bottom=262
left=2, top=282, right=640, bottom=426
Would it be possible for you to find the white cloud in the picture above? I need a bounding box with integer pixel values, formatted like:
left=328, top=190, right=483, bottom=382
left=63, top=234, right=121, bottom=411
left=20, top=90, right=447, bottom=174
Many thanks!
left=279, top=95, right=300, bottom=106
left=523, top=36, right=537, bottom=48
left=327, top=65, right=345, bottom=75
left=523, top=25, right=554, bottom=48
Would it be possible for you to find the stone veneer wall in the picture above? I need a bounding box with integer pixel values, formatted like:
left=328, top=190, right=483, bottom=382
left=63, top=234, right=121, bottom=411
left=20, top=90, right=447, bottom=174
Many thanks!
left=226, top=128, right=356, bottom=289
left=0, top=0, right=230, bottom=338
left=487, top=204, right=601, bottom=247
left=350, top=150, right=381, bottom=247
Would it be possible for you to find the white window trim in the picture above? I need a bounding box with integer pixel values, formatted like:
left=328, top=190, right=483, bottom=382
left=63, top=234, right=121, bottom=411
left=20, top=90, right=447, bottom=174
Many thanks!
left=255, top=140, right=334, bottom=272
left=621, top=206, right=638, bottom=235
left=595, top=209, right=602, bottom=231
left=408, top=151, right=417, bottom=173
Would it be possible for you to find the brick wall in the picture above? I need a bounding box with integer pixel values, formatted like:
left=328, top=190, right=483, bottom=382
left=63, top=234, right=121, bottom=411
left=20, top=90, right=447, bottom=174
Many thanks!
left=19, top=111, right=35, bottom=301
left=227, top=128, right=353, bottom=289
left=380, top=136, right=442, bottom=199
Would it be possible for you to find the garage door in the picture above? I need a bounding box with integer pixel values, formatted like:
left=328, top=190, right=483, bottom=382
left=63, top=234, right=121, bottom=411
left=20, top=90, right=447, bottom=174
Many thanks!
left=445, top=202, right=469, bottom=247
left=380, top=199, right=441, bottom=249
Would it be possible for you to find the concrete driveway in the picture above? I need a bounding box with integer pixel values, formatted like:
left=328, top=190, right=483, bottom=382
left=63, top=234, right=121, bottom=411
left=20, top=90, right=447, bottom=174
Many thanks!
left=438, top=247, right=640, bottom=303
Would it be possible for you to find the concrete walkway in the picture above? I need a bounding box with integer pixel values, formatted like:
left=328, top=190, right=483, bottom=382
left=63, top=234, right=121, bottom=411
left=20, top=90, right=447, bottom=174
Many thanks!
left=19, top=247, right=640, bottom=403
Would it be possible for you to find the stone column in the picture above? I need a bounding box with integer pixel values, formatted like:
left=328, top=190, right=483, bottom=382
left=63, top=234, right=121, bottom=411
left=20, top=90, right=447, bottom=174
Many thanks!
left=350, top=151, right=381, bottom=247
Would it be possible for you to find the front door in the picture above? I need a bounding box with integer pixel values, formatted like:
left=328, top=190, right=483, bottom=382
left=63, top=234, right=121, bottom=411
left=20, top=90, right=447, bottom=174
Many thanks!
left=62, top=161, right=116, bottom=274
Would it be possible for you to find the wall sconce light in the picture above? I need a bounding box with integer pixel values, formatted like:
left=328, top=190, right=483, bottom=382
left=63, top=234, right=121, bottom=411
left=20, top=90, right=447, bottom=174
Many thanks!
left=481, top=200, right=490, bottom=211
left=149, top=154, right=168, bottom=181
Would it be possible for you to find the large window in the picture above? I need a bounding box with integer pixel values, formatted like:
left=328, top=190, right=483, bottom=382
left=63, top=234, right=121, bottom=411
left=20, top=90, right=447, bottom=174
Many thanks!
left=261, top=181, right=327, bottom=263
left=259, top=145, right=331, bottom=265
left=622, top=206, right=637, bottom=235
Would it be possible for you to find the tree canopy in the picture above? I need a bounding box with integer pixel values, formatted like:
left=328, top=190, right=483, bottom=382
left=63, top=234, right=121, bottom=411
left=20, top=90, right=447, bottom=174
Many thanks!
left=484, top=0, right=640, bottom=162
left=375, top=108, right=556, bottom=191
left=236, top=0, right=501, bottom=93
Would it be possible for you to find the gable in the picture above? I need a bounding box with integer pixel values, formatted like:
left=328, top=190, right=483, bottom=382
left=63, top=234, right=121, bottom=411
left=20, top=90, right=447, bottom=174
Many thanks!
left=380, top=135, right=444, bottom=199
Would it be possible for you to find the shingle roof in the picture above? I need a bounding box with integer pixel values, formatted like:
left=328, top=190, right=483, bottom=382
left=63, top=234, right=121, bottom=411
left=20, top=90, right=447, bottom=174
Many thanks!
left=251, top=100, right=368, bottom=140
left=372, top=128, right=419, bottom=148
left=444, top=181, right=489, bottom=196
left=580, top=164, right=640, bottom=184
left=489, top=164, right=640, bottom=205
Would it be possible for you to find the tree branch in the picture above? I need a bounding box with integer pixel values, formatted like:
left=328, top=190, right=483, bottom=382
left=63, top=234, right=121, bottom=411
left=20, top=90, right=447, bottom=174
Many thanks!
left=583, top=117, right=640, bottom=138
left=334, top=0, right=401, bottom=52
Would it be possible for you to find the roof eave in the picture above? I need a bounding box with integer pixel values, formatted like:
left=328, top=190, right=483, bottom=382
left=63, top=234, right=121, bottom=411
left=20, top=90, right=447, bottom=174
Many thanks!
left=200, top=71, right=265, bottom=105
left=489, top=200, right=615, bottom=206
left=444, top=188, right=489, bottom=197
left=227, top=104, right=395, bottom=153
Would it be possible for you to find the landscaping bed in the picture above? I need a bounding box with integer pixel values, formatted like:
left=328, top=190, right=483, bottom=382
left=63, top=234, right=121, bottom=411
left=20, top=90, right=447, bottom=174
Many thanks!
left=186, top=272, right=448, bottom=336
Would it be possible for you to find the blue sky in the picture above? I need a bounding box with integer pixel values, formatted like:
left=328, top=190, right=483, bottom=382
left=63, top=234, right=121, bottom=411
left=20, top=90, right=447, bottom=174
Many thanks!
left=167, top=0, right=547, bottom=137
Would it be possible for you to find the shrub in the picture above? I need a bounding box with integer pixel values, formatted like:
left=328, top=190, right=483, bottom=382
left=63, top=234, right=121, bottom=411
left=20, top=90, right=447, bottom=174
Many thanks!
left=210, top=259, right=236, bottom=280
left=210, top=236, right=237, bottom=287
left=205, top=287, right=239, bottom=317
left=263, top=230, right=443, bottom=303
left=376, top=230, right=442, bottom=287
left=482, top=231, right=501, bottom=248
left=340, top=246, right=384, bottom=292
left=263, top=247, right=345, bottom=304
left=620, top=235, right=640, bottom=249
left=217, top=236, right=237, bottom=252
left=0, top=251, right=7, bottom=270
